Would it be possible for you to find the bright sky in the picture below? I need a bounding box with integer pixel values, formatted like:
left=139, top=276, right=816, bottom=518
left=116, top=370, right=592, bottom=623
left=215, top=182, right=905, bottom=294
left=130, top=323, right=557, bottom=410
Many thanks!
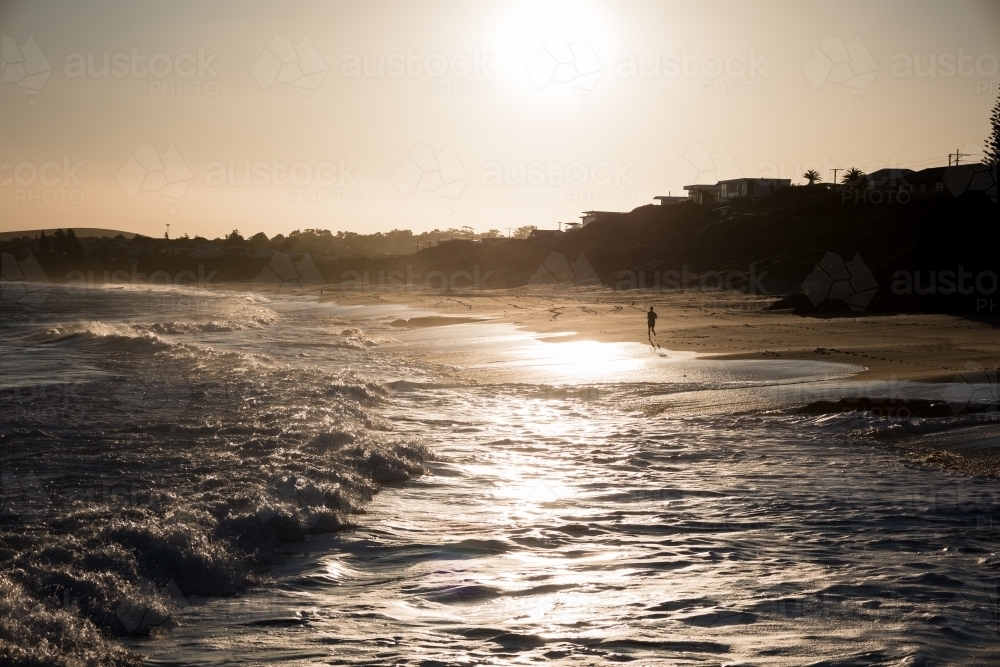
left=1, top=0, right=997, bottom=238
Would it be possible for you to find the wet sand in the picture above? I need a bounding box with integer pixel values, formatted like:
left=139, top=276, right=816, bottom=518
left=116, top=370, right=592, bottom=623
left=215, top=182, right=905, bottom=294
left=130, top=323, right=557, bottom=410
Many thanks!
left=324, top=287, right=999, bottom=384
left=321, top=287, right=1000, bottom=479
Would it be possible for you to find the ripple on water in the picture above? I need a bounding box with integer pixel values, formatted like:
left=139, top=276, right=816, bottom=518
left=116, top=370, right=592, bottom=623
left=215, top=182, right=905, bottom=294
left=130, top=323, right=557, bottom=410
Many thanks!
left=134, top=383, right=1000, bottom=665
left=7, top=289, right=998, bottom=665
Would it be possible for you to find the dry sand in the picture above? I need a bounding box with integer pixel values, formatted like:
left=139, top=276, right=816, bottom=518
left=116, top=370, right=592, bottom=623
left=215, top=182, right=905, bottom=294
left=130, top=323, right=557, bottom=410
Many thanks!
left=326, top=287, right=998, bottom=384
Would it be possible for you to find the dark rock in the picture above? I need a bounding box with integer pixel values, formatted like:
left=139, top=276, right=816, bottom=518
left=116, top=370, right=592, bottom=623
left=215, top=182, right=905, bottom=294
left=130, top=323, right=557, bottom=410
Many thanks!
left=796, top=397, right=991, bottom=417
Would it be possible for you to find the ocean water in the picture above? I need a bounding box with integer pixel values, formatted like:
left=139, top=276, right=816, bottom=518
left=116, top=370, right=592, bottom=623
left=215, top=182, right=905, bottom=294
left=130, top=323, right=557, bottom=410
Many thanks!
left=2, top=285, right=999, bottom=666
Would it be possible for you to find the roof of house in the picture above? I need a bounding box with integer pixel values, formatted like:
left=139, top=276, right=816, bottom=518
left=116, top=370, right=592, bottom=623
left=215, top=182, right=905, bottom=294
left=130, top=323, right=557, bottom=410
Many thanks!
left=909, top=166, right=950, bottom=182
left=867, top=168, right=915, bottom=183
left=715, top=177, right=790, bottom=185
left=868, top=166, right=952, bottom=185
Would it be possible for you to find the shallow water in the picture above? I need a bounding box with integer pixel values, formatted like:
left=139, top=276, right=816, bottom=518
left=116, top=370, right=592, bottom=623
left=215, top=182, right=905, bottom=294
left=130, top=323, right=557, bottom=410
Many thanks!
left=142, top=400, right=1000, bottom=665
left=3, top=285, right=999, bottom=665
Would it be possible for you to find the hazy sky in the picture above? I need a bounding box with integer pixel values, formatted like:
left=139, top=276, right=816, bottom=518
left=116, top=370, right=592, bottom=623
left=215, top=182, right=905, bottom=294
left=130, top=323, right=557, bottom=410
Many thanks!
left=1, top=0, right=998, bottom=239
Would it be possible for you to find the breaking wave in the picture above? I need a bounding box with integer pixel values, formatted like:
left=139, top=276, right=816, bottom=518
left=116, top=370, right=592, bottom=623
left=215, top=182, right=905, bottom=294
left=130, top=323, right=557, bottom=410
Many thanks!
left=0, top=291, right=426, bottom=665
left=39, top=322, right=177, bottom=353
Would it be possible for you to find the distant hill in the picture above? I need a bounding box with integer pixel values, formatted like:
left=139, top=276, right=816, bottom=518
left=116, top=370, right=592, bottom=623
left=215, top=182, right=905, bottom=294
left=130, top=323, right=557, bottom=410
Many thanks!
left=0, top=228, right=137, bottom=241
left=314, top=185, right=996, bottom=314
left=1, top=187, right=994, bottom=315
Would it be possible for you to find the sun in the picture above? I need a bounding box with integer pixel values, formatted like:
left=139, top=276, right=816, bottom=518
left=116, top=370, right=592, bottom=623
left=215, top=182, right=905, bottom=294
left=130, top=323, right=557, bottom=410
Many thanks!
left=488, top=0, right=612, bottom=94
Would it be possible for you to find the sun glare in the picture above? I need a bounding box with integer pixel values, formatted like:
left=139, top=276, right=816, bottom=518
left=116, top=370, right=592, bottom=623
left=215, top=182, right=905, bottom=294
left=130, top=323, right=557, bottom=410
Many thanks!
left=490, top=0, right=611, bottom=102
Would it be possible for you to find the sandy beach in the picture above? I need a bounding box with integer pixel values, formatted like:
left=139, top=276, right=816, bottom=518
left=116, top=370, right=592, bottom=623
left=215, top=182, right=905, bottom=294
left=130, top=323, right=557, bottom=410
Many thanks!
left=325, top=287, right=999, bottom=384
left=323, top=286, right=1000, bottom=481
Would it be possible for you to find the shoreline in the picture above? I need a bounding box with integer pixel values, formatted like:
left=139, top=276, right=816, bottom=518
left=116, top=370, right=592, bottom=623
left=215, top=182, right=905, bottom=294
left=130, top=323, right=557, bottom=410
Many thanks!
left=323, top=286, right=1000, bottom=480
left=318, top=286, right=998, bottom=384
left=18, top=281, right=997, bottom=386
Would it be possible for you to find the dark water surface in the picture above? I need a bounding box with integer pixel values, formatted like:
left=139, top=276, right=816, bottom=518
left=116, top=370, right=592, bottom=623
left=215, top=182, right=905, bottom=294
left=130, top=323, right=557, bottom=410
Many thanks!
left=2, top=285, right=999, bottom=665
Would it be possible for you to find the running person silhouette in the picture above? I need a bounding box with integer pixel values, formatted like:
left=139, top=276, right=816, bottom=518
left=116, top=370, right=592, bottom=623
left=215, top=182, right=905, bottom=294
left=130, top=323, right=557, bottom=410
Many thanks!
left=647, top=306, right=657, bottom=337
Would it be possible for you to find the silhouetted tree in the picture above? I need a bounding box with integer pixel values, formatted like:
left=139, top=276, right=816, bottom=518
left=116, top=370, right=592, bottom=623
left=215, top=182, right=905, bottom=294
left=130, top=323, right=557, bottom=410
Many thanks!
left=987, top=92, right=999, bottom=166
left=803, top=169, right=821, bottom=185
left=52, top=228, right=66, bottom=254
left=65, top=228, right=84, bottom=258
left=842, top=167, right=867, bottom=189
left=38, top=231, right=49, bottom=254
left=226, top=229, right=244, bottom=244
left=249, top=232, right=270, bottom=249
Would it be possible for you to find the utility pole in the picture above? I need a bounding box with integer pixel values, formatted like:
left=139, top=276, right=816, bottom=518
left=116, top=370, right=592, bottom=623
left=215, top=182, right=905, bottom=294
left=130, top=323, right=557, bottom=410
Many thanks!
left=165, top=223, right=170, bottom=240
left=831, top=168, right=842, bottom=186
left=950, top=148, right=969, bottom=166
left=505, top=227, right=513, bottom=239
